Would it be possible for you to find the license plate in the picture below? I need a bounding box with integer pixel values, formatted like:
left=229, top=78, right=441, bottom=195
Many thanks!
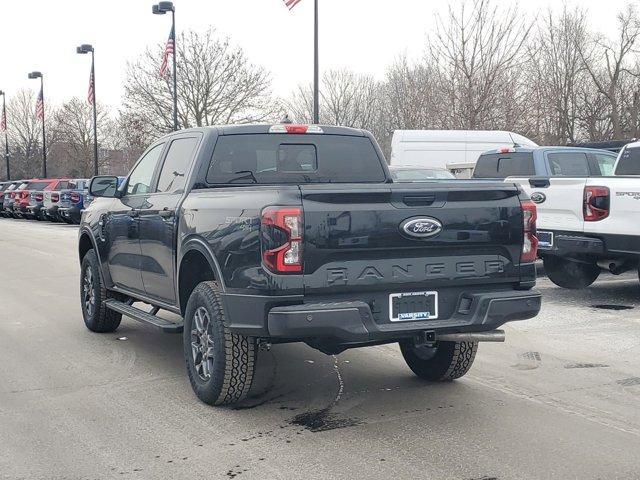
left=537, top=230, right=554, bottom=249
left=389, top=291, right=438, bottom=322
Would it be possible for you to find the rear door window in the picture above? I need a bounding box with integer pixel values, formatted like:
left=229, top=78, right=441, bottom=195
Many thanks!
left=156, top=137, right=200, bottom=193
left=615, top=147, right=640, bottom=175
left=592, top=153, right=617, bottom=176
left=547, top=152, right=589, bottom=176
left=473, top=153, right=535, bottom=178
left=206, top=134, right=385, bottom=184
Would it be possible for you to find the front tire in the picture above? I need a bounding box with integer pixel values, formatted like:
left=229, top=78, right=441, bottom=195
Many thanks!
left=543, top=255, right=600, bottom=289
left=80, top=249, right=122, bottom=333
left=183, top=281, right=256, bottom=406
left=400, top=340, right=478, bottom=381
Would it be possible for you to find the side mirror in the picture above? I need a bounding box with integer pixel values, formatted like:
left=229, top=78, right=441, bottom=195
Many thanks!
left=89, top=176, right=121, bottom=198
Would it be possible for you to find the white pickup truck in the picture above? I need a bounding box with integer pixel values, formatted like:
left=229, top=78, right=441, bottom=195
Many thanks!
left=507, top=143, right=640, bottom=288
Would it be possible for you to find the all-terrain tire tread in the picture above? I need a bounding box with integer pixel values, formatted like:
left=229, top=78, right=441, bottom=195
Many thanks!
left=442, top=341, right=478, bottom=380
left=185, top=281, right=256, bottom=406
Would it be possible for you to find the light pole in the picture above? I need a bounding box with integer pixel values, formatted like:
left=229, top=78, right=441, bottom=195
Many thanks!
left=0, top=90, right=9, bottom=180
left=313, top=0, right=319, bottom=124
left=77, top=44, right=99, bottom=176
left=153, top=1, right=178, bottom=131
left=28, top=71, right=46, bottom=178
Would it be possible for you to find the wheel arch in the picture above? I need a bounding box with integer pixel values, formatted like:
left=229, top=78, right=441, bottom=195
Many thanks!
left=78, top=227, right=109, bottom=290
left=178, top=237, right=225, bottom=316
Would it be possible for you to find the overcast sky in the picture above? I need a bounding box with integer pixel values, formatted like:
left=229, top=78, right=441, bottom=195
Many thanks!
left=0, top=0, right=633, bottom=110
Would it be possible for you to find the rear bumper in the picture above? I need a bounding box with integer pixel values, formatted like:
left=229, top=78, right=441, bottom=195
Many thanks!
left=44, top=206, right=59, bottom=218
left=538, top=229, right=640, bottom=258
left=26, top=205, right=43, bottom=215
left=59, top=206, right=82, bottom=222
left=226, top=289, right=541, bottom=344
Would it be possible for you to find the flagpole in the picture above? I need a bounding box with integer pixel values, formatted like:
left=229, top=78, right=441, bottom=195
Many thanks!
left=313, top=0, right=319, bottom=124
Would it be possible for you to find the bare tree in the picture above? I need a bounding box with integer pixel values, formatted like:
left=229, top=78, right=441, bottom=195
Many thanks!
left=525, top=7, right=589, bottom=144
left=122, top=28, right=274, bottom=137
left=288, top=69, right=382, bottom=127
left=50, top=97, right=111, bottom=178
left=578, top=4, right=640, bottom=138
left=428, top=0, right=533, bottom=130
left=5, top=89, right=48, bottom=179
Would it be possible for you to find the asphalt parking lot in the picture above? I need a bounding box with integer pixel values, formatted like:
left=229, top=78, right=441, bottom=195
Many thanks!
left=1, top=217, right=639, bottom=480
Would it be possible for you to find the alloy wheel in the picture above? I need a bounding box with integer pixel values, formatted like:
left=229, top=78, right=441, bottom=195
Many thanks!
left=191, top=307, right=215, bottom=381
left=83, top=268, right=95, bottom=317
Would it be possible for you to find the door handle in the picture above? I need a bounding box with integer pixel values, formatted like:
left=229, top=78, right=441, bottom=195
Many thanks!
left=128, top=210, right=139, bottom=217
left=159, top=208, right=175, bottom=219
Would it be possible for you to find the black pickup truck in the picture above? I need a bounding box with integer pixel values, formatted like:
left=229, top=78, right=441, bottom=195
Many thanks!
left=79, top=124, right=541, bottom=406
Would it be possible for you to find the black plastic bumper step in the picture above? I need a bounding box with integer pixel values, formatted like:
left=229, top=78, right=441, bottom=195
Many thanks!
left=105, top=299, right=183, bottom=333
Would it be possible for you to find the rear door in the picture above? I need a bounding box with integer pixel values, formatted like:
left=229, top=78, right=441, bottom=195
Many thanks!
left=138, top=134, right=201, bottom=304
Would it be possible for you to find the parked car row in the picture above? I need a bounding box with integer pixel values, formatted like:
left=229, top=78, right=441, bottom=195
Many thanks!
left=0, top=178, right=90, bottom=224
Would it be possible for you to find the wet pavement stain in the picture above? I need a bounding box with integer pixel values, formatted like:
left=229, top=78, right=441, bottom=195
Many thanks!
left=617, top=377, right=640, bottom=386
left=565, top=363, right=609, bottom=369
left=591, top=304, right=634, bottom=311
left=290, top=408, right=362, bottom=432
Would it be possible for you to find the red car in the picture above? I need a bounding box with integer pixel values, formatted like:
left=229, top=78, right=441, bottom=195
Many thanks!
left=13, top=179, right=69, bottom=219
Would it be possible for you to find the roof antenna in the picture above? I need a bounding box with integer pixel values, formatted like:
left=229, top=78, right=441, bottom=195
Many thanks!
left=508, top=132, right=521, bottom=148
left=281, top=114, right=293, bottom=124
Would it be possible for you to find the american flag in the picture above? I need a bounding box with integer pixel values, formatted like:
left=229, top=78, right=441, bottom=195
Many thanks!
left=160, top=25, right=175, bottom=77
left=35, top=88, right=44, bottom=121
left=88, top=69, right=95, bottom=106
left=283, top=0, right=303, bottom=10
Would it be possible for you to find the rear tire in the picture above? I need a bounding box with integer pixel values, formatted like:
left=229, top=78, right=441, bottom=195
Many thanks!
left=183, top=281, right=256, bottom=406
left=543, top=255, right=600, bottom=289
left=80, top=249, right=122, bottom=333
left=400, top=340, right=478, bottom=381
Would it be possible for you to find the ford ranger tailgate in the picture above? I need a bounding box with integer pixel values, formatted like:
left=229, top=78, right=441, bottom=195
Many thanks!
left=300, top=182, right=525, bottom=296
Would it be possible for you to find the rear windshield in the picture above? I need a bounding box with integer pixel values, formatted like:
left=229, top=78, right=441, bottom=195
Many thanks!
left=206, top=134, right=386, bottom=184
left=473, top=152, right=535, bottom=178
left=26, top=181, right=50, bottom=190
left=615, top=147, right=640, bottom=175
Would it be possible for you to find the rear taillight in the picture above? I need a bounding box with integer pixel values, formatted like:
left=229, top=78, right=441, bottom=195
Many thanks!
left=521, top=201, right=538, bottom=264
left=261, top=206, right=303, bottom=274
left=584, top=186, right=610, bottom=221
left=35, top=193, right=43, bottom=202
left=71, top=192, right=81, bottom=203
left=51, top=193, right=59, bottom=202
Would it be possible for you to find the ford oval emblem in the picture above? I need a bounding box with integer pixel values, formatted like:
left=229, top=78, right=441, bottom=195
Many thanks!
left=400, top=217, right=443, bottom=239
left=530, top=192, right=546, bottom=204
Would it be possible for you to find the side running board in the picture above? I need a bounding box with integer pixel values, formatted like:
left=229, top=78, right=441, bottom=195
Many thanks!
left=104, top=299, right=183, bottom=333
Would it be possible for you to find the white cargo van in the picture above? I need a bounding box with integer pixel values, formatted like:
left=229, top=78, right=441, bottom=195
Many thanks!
left=390, top=130, right=538, bottom=177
